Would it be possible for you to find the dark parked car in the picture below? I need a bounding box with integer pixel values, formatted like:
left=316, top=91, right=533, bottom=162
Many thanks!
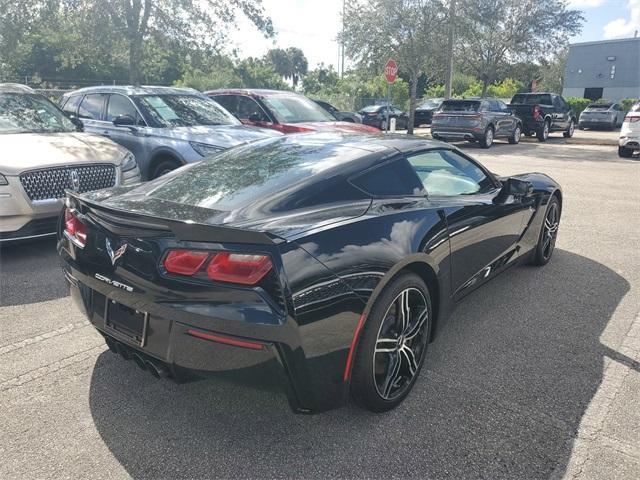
left=60, top=86, right=279, bottom=179
left=59, top=132, right=562, bottom=413
left=431, top=98, right=523, bottom=148
left=313, top=99, right=362, bottom=123
left=206, top=89, right=377, bottom=134
left=509, top=93, right=576, bottom=141
left=578, top=103, right=626, bottom=130
left=359, top=104, right=409, bottom=130
left=414, top=98, right=443, bottom=126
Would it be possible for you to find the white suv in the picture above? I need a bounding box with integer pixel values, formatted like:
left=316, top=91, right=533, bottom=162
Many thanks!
left=619, top=102, right=640, bottom=158
left=0, top=84, right=141, bottom=243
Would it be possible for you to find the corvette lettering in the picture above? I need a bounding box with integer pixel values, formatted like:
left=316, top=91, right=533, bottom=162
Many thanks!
left=94, top=273, right=134, bottom=292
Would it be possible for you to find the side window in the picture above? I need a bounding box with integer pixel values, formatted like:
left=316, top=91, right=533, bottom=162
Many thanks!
left=553, top=95, right=563, bottom=109
left=350, top=159, right=423, bottom=197
left=212, top=95, right=237, bottom=116
left=497, top=100, right=509, bottom=112
left=106, top=94, right=141, bottom=123
left=78, top=94, right=107, bottom=120
left=61, top=95, right=81, bottom=115
left=612, top=103, right=620, bottom=111
left=236, top=96, right=270, bottom=122
left=479, top=102, right=489, bottom=112
left=407, top=149, right=495, bottom=196
left=489, top=100, right=501, bottom=112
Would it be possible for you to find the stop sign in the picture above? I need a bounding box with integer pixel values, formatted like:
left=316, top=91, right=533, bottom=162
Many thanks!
left=384, top=58, right=398, bottom=84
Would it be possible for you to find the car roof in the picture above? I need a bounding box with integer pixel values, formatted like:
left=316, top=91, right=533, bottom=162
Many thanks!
left=587, top=102, right=613, bottom=107
left=205, top=88, right=303, bottom=98
left=62, top=85, right=201, bottom=97
left=0, top=83, right=36, bottom=94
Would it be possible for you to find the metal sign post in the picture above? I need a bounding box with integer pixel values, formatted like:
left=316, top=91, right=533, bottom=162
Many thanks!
left=383, top=58, right=398, bottom=134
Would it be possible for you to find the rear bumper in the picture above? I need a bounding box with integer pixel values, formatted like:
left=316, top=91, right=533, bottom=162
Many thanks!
left=62, top=260, right=349, bottom=414
left=579, top=120, right=616, bottom=128
left=521, top=119, right=544, bottom=133
left=431, top=127, right=483, bottom=141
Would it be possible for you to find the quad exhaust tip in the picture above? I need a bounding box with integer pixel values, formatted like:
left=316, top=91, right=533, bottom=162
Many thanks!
left=105, top=337, right=170, bottom=379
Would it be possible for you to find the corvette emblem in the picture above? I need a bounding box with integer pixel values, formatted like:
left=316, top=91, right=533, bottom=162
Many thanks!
left=105, top=238, right=127, bottom=266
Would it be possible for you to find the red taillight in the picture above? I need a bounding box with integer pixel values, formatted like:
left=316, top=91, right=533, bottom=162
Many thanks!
left=186, top=328, right=266, bottom=350
left=163, top=249, right=209, bottom=275
left=533, top=105, right=542, bottom=121
left=64, top=208, right=87, bottom=248
left=206, top=252, right=273, bottom=285
left=625, top=115, right=640, bottom=123
left=162, top=249, right=273, bottom=285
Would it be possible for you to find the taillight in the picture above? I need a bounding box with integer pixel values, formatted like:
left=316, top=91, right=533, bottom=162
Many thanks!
left=164, top=249, right=209, bottom=275
left=63, top=208, right=87, bottom=248
left=533, top=105, right=542, bottom=121
left=625, top=115, right=640, bottom=123
left=206, top=252, right=273, bottom=285
left=162, top=250, right=273, bottom=285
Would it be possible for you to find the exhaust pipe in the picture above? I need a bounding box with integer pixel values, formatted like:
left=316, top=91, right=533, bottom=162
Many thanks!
left=145, top=359, right=169, bottom=379
left=132, top=353, right=147, bottom=370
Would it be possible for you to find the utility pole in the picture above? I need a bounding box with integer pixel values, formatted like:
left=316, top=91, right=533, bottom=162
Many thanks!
left=443, top=0, right=455, bottom=99
left=340, top=0, right=345, bottom=77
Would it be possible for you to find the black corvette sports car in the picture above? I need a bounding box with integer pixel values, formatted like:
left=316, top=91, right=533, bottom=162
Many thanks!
left=59, top=133, right=562, bottom=413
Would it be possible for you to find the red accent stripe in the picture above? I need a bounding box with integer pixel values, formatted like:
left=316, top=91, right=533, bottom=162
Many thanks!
left=186, top=329, right=266, bottom=350
left=343, top=313, right=367, bottom=382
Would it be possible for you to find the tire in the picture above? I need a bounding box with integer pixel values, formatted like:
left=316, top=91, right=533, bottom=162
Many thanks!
left=380, top=119, right=387, bottom=131
left=530, top=196, right=561, bottom=266
left=618, top=146, right=635, bottom=158
left=479, top=126, right=494, bottom=148
left=152, top=158, right=181, bottom=179
left=537, top=120, right=550, bottom=142
left=508, top=124, right=522, bottom=144
left=350, top=272, right=432, bottom=412
left=563, top=119, right=575, bottom=138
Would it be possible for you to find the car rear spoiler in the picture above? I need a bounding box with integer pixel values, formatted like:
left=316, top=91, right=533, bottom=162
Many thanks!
left=66, top=192, right=285, bottom=245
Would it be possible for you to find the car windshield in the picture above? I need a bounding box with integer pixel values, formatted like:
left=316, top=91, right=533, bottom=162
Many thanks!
left=440, top=100, right=480, bottom=112
left=0, top=93, right=76, bottom=134
left=135, top=94, right=240, bottom=127
left=261, top=95, right=335, bottom=123
left=361, top=105, right=382, bottom=113
left=511, top=94, right=552, bottom=105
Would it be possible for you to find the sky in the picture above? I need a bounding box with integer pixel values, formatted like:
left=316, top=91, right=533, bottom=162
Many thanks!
left=228, top=0, right=640, bottom=69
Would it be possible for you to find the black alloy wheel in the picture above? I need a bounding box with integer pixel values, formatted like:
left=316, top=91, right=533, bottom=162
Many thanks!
left=537, top=120, right=550, bottom=142
left=152, top=159, right=181, bottom=179
left=508, top=124, right=522, bottom=144
left=351, top=273, right=432, bottom=412
left=563, top=119, right=575, bottom=138
left=531, top=196, right=561, bottom=266
left=480, top=126, right=494, bottom=148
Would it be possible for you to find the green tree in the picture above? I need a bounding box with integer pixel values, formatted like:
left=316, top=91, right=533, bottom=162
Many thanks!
left=265, top=47, right=308, bottom=88
left=341, top=0, right=446, bottom=133
left=458, top=0, right=583, bottom=95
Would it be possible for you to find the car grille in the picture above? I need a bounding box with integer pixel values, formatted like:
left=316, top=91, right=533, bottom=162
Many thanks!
left=19, top=164, right=116, bottom=201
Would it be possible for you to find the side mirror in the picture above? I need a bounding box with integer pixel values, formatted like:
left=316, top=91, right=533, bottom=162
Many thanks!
left=495, top=178, right=534, bottom=203
left=113, top=114, right=136, bottom=127
left=68, top=115, right=84, bottom=132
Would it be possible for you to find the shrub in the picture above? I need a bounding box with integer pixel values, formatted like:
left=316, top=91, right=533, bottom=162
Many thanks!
left=620, top=98, right=640, bottom=113
left=565, top=97, right=592, bottom=117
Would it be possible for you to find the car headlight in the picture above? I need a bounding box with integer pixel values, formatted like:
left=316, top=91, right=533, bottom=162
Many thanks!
left=0, top=174, right=7, bottom=186
left=121, top=152, right=138, bottom=172
left=190, top=142, right=224, bottom=157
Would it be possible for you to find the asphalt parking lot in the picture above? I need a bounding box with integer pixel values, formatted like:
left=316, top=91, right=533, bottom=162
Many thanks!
left=1, top=138, right=639, bottom=479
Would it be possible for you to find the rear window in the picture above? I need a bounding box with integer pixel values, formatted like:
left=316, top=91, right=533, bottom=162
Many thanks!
left=585, top=104, right=612, bottom=110
left=146, top=137, right=368, bottom=211
left=511, top=94, right=552, bottom=105
left=440, top=100, right=480, bottom=112
left=261, top=94, right=334, bottom=123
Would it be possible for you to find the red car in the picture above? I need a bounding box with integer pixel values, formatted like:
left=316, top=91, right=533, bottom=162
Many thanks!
left=206, top=89, right=379, bottom=134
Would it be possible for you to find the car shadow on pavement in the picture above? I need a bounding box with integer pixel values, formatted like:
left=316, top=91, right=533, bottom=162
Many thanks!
left=0, top=237, right=67, bottom=306
left=88, top=249, right=630, bottom=479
